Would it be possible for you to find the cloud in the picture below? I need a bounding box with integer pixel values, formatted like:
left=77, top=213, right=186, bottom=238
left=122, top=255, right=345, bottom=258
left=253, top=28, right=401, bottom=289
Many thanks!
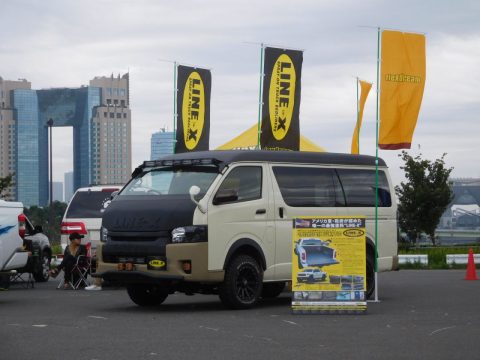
left=1, top=0, right=479, bottom=184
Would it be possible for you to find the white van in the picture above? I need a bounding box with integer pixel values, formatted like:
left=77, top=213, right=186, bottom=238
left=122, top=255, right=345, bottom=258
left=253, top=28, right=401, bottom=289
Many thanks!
left=61, top=185, right=121, bottom=255
left=96, top=151, right=398, bottom=309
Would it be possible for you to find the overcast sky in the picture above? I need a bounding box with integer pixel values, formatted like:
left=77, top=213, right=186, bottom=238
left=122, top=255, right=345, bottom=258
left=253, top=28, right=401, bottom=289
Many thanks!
left=1, top=0, right=479, bottom=185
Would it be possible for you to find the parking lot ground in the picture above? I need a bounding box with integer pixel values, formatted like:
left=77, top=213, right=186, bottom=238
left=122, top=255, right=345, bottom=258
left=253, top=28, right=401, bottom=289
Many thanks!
left=1, top=270, right=479, bottom=360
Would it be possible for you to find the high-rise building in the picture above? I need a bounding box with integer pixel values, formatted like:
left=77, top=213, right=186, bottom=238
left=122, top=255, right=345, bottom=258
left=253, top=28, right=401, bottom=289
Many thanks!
left=52, top=181, right=64, bottom=202
left=150, top=128, right=175, bottom=192
left=64, top=171, right=74, bottom=203
left=151, top=128, right=174, bottom=160
left=0, top=74, right=131, bottom=207
left=0, top=77, right=31, bottom=201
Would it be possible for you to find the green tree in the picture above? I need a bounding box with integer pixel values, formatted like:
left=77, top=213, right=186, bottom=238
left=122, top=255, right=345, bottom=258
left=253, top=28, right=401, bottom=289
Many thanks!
left=395, top=151, right=454, bottom=246
left=24, top=201, right=67, bottom=246
left=0, top=173, right=15, bottom=198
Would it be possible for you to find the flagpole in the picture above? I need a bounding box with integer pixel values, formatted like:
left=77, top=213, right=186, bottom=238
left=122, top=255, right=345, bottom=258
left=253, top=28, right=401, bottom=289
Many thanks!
left=374, top=27, right=381, bottom=302
left=257, top=43, right=264, bottom=149
left=173, top=61, right=178, bottom=153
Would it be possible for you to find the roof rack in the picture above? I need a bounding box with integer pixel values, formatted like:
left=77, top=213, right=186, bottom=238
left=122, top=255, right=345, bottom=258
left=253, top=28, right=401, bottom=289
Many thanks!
left=141, top=158, right=221, bottom=169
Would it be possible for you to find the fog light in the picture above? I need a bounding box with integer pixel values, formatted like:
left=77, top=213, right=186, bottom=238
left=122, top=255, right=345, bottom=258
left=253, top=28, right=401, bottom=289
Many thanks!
left=182, top=260, right=192, bottom=274
left=117, top=263, right=125, bottom=271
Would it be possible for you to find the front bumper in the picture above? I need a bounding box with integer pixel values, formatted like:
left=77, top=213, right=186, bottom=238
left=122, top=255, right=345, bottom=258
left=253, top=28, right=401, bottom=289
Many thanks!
left=95, top=242, right=224, bottom=284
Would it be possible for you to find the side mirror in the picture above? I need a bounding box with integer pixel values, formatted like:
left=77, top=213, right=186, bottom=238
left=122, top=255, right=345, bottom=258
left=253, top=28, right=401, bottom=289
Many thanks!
left=110, top=191, right=119, bottom=200
left=189, top=185, right=206, bottom=213
left=212, top=189, right=238, bottom=205
left=189, top=185, right=201, bottom=197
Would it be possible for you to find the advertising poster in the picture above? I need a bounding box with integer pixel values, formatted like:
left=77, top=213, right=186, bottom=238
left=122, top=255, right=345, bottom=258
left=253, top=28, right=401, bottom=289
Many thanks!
left=292, top=216, right=367, bottom=314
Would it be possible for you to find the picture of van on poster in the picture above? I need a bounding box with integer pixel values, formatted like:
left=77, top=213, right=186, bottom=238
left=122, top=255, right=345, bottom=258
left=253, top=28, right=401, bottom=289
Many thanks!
left=292, top=216, right=367, bottom=314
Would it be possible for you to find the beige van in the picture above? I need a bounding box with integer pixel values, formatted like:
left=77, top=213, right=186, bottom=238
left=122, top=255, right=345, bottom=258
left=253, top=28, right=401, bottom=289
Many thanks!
left=96, top=150, right=398, bottom=309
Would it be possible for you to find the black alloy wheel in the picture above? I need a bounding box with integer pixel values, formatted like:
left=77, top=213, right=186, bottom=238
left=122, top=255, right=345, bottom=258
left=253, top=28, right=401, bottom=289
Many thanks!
left=219, top=254, right=263, bottom=309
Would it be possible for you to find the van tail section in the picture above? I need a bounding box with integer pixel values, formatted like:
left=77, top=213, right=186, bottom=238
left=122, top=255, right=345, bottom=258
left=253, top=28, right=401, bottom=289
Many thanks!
left=0, top=200, right=29, bottom=272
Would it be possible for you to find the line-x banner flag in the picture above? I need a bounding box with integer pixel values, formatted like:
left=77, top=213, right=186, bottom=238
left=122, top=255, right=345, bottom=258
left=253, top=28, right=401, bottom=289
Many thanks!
left=261, top=47, right=303, bottom=151
left=379, top=30, right=426, bottom=150
left=175, top=65, right=211, bottom=153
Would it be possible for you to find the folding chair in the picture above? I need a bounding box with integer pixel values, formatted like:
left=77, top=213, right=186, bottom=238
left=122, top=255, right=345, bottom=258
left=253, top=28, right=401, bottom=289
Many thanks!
left=9, top=270, right=34, bottom=289
left=9, top=240, right=39, bottom=289
left=57, top=243, right=92, bottom=290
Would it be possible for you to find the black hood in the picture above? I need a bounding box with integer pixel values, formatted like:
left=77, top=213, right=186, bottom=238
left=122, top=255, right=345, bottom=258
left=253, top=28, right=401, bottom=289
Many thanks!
left=102, top=195, right=196, bottom=232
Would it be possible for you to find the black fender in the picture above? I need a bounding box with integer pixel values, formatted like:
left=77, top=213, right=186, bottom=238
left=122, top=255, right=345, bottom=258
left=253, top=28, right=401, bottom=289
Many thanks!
left=224, top=238, right=267, bottom=271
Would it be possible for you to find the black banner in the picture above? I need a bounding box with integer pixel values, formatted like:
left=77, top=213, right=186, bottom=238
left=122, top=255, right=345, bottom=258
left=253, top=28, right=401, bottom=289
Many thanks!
left=260, top=47, right=303, bottom=151
left=175, top=65, right=211, bottom=153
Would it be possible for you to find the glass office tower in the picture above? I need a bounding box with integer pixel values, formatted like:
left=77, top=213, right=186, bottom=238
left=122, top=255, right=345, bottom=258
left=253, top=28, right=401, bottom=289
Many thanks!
left=151, top=128, right=174, bottom=160
left=4, top=73, right=132, bottom=207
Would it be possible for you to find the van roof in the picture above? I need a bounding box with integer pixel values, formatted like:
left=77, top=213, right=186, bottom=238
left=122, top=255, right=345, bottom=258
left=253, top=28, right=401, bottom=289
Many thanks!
left=142, top=150, right=386, bottom=168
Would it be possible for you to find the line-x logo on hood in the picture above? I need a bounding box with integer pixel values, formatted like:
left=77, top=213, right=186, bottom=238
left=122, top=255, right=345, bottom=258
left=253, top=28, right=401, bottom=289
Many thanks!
left=113, top=216, right=163, bottom=231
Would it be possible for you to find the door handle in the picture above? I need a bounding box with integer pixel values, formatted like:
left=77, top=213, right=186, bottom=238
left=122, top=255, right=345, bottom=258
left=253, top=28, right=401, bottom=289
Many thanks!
left=256, top=209, right=266, bottom=215
left=279, top=207, right=284, bottom=218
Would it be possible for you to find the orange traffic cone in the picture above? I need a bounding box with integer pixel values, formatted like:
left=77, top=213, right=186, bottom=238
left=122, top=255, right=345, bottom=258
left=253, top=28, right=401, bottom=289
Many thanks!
left=465, top=248, right=478, bottom=281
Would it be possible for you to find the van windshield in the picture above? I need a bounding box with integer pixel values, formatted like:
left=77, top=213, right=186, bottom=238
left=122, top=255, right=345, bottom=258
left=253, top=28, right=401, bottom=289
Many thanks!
left=119, top=167, right=218, bottom=196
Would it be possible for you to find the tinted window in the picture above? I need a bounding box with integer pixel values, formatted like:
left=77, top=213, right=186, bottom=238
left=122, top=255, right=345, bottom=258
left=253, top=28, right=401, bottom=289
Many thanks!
left=214, top=166, right=262, bottom=203
left=273, top=167, right=342, bottom=207
left=336, top=169, right=391, bottom=207
left=66, top=190, right=117, bottom=218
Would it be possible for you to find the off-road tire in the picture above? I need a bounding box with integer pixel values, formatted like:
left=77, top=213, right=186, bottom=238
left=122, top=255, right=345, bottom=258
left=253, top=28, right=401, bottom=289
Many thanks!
left=261, top=282, right=285, bottom=298
left=366, top=254, right=375, bottom=299
left=127, top=284, right=169, bottom=306
left=219, top=254, right=263, bottom=309
left=33, top=250, right=51, bottom=282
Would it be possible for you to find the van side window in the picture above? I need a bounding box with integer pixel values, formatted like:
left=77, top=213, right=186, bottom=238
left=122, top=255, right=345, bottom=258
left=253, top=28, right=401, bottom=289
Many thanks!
left=214, top=166, right=262, bottom=204
left=336, top=169, right=392, bottom=207
left=273, top=167, right=342, bottom=207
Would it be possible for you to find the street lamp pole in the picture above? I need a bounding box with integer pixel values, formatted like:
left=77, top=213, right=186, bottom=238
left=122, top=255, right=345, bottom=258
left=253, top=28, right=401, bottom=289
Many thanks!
left=46, top=118, right=54, bottom=243
left=47, top=118, right=53, bottom=207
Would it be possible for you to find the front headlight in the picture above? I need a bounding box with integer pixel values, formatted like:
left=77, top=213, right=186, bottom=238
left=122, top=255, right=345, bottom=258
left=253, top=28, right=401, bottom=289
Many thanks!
left=171, top=226, right=207, bottom=244
left=100, top=226, right=109, bottom=242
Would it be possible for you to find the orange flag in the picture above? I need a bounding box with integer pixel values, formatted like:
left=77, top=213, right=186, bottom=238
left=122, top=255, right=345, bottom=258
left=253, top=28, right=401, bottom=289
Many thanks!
left=351, top=80, right=372, bottom=154
left=379, top=30, right=426, bottom=149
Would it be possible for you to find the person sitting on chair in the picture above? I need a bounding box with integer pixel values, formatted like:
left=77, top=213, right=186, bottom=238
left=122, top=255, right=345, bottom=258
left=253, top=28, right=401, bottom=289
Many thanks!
left=50, top=232, right=87, bottom=289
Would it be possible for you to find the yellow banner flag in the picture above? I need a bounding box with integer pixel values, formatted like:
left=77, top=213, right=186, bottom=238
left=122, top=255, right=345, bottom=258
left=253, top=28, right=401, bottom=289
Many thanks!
left=379, top=30, right=426, bottom=149
left=351, top=80, right=372, bottom=154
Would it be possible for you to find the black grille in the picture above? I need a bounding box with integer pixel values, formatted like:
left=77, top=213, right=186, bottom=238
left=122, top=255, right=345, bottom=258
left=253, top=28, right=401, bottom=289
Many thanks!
left=110, top=235, right=162, bottom=242
left=103, top=231, right=169, bottom=263
left=103, top=255, right=148, bottom=264
left=108, top=230, right=170, bottom=243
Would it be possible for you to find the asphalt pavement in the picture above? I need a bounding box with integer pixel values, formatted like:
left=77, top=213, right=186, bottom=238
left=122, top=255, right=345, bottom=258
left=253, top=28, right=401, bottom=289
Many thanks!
left=1, top=270, right=479, bottom=360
